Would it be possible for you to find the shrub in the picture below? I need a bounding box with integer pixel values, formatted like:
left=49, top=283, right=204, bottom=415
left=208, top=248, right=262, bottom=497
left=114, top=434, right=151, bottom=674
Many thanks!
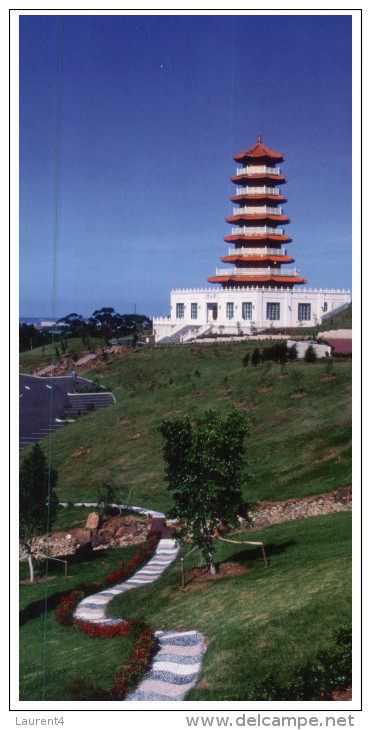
left=304, top=344, right=317, bottom=363
left=261, top=342, right=288, bottom=363
left=247, top=625, right=351, bottom=700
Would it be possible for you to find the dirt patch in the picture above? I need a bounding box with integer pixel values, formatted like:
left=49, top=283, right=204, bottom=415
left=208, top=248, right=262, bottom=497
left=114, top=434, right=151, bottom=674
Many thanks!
left=116, top=417, right=133, bottom=425
left=259, top=386, right=272, bottom=392
left=20, top=575, right=56, bottom=585
left=320, top=375, right=337, bottom=382
left=70, top=448, right=91, bottom=457
left=332, top=687, right=352, bottom=701
left=186, top=391, right=203, bottom=399
left=164, top=410, right=182, bottom=417
left=183, top=562, right=249, bottom=589
left=290, top=391, right=308, bottom=398
left=126, top=431, right=148, bottom=440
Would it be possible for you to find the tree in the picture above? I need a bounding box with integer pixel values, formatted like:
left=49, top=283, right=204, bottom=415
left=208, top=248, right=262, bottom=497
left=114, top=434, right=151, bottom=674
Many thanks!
left=57, top=313, right=85, bottom=337
left=304, top=344, right=317, bottom=363
left=288, top=343, right=298, bottom=362
left=159, top=410, right=250, bottom=574
left=19, top=443, right=59, bottom=581
left=251, top=346, right=261, bottom=367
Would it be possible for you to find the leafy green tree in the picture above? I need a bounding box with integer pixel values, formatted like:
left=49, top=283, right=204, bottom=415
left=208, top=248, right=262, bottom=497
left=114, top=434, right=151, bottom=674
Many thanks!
left=159, top=410, right=250, bottom=574
left=19, top=443, right=59, bottom=581
left=57, top=313, right=85, bottom=336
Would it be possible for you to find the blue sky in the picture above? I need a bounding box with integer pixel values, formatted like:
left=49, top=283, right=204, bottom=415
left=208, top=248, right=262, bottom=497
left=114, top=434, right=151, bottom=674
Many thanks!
left=19, top=13, right=353, bottom=319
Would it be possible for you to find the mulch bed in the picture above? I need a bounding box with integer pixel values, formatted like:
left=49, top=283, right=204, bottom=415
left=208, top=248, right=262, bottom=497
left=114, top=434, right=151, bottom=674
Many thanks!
left=183, top=562, right=248, bottom=589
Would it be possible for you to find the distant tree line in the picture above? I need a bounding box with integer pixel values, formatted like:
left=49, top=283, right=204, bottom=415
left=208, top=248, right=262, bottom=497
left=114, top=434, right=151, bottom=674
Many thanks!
left=20, top=308, right=152, bottom=351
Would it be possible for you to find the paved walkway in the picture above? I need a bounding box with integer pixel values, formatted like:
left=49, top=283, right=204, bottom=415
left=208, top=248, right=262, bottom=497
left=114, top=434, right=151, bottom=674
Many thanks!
left=70, top=505, right=206, bottom=701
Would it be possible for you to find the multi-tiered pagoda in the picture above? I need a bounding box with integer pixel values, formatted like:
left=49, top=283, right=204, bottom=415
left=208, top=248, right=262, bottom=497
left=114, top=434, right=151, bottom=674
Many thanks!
left=152, top=135, right=350, bottom=343
left=208, top=134, right=307, bottom=288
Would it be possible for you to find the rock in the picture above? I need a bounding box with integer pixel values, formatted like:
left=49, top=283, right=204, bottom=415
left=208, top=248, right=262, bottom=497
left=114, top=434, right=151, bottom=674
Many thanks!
left=85, top=512, right=101, bottom=530
left=70, top=528, right=92, bottom=546
left=91, top=533, right=104, bottom=548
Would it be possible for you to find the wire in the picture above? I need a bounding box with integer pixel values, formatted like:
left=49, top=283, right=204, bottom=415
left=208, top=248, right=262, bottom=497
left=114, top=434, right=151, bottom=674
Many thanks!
left=42, top=16, right=63, bottom=702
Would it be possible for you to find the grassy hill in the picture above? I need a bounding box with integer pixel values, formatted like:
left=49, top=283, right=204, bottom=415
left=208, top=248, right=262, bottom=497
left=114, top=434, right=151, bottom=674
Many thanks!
left=20, top=341, right=351, bottom=512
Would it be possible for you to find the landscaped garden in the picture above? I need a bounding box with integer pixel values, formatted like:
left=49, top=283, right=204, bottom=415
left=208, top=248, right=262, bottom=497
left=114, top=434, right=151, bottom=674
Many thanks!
left=19, top=321, right=352, bottom=701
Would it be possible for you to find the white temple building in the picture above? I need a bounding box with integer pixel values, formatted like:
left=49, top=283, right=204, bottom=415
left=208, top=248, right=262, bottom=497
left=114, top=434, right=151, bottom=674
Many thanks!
left=153, top=136, right=351, bottom=344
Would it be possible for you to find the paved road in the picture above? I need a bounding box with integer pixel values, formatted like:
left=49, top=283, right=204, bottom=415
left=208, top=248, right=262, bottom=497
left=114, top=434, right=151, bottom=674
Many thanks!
left=19, top=375, right=107, bottom=450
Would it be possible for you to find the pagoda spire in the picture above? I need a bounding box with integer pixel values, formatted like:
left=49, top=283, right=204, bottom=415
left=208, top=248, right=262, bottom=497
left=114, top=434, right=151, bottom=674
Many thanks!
left=208, top=138, right=307, bottom=289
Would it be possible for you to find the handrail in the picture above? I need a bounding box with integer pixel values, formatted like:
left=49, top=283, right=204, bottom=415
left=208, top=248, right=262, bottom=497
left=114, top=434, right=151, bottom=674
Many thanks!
left=216, top=536, right=268, bottom=568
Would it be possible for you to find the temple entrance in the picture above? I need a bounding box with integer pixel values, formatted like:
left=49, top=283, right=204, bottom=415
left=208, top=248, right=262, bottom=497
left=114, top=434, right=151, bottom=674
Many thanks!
left=207, top=303, right=218, bottom=322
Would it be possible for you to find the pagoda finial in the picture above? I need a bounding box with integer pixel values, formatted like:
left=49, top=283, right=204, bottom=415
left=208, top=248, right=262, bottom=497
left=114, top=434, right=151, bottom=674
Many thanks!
left=257, top=132, right=262, bottom=143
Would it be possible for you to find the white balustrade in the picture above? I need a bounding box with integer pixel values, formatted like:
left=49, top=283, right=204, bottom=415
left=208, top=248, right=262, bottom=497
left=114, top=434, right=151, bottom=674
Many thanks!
left=232, top=206, right=283, bottom=216
left=235, top=186, right=280, bottom=196
left=227, top=247, right=287, bottom=257
left=235, top=165, right=281, bottom=176
left=215, top=267, right=299, bottom=277
left=230, top=226, right=284, bottom=236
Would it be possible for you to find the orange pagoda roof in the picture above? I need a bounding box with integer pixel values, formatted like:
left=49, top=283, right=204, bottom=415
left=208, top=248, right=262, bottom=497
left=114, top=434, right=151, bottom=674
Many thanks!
left=234, top=133, right=284, bottom=164
left=220, top=255, right=294, bottom=264
left=207, top=275, right=307, bottom=285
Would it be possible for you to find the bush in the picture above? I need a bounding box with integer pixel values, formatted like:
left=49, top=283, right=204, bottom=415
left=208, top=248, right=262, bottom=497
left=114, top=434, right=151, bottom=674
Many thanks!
left=261, top=342, right=289, bottom=363
left=247, top=625, right=351, bottom=700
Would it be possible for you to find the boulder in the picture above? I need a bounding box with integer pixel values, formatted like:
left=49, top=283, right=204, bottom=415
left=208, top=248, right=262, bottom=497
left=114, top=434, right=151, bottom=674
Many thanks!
left=70, top=528, right=92, bottom=547
left=85, top=512, right=101, bottom=530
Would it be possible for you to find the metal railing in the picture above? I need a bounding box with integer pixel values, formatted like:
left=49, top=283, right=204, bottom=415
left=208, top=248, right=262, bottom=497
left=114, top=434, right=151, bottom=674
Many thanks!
left=232, top=206, right=283, bottom=216
left=235, top=186, right=280, bottom=196
left=228, top=246, right=287, bottom=256
left=235, top=165, right=281, bottom=176
left=230, top=226, right=284, bottom=236
left=215, top=267, right=299, bottom=277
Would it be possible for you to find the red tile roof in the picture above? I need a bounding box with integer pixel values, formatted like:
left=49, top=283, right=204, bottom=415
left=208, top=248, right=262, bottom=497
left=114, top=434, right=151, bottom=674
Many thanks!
left=234, top=134, right=284, bottom=163
left=325, top=339, right=352, bottom=354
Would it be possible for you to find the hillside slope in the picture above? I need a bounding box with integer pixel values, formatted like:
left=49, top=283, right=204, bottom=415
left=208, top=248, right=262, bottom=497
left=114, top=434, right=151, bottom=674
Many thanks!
left=19, top=342, right=351, bottom=512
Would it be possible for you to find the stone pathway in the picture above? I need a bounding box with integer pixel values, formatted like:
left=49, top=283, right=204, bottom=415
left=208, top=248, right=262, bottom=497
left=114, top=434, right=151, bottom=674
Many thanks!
left=126, top=630, right=205, bottom=701
left=72, top=525, right=206, bottom=701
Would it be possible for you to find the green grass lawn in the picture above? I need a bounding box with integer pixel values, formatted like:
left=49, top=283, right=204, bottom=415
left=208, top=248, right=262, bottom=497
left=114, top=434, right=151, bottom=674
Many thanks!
left=20, top=342, right=351, bottom=512
left=19, top=512, right=351, bottom=701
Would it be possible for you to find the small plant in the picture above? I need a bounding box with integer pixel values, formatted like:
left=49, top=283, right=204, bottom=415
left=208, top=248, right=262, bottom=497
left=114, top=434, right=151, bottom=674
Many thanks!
left=325, top=359, right=334, bottom=377
left=96, top=482, right=120, bottom=512
left=85, top=402, right=96, bottom=411
left=242, top=352, right=250, bottom=367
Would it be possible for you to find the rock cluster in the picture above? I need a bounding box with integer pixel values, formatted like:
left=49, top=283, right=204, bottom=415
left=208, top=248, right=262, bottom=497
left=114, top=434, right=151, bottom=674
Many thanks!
left=19, top=513, right=151, bottom=561
left=246, top=487, right=352, bottom=530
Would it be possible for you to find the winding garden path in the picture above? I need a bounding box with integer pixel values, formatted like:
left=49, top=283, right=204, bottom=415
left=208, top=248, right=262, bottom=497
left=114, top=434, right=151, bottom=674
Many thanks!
left=71, top=504, right=206, bottom=701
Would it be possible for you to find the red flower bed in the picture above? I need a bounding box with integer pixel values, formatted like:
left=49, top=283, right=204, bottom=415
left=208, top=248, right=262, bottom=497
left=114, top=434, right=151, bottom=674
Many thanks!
left=78, top=620, right=131, bottom=639
left=108, top=625, right=158, bottom=699
left=55, top=535, right=158, bottom=629
left=54, top=590, right=84, bottom=627
left=55, top=535, right=160, bottom=700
